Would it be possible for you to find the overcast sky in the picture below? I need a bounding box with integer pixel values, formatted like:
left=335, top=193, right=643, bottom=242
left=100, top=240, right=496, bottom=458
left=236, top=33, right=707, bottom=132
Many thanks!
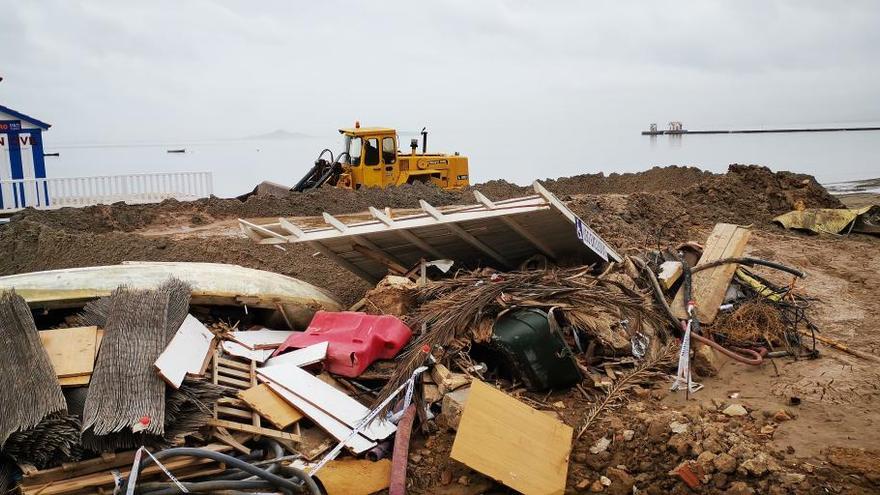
left=2, top=1, right=879, bottom=188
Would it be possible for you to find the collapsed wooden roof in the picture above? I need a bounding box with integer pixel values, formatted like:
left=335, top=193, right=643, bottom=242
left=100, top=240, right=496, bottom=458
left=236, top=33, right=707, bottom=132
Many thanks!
left=238, top=182, right=621, bottom=283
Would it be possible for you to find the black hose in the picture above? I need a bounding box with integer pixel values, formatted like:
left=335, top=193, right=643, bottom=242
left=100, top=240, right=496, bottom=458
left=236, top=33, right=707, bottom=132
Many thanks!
left=208, top=440, right=284, bottom=481
left=139, top=479, right=275, bottom=494
left=120, top=447, right=320, bottom=495
left=691, top=257, right=805, bottom=278
left=630, top=256, right=678, bottom=331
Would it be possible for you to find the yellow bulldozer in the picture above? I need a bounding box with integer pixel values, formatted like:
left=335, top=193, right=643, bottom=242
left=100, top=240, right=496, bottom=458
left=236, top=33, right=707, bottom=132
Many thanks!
left=291, top=124, right=469, bottom=192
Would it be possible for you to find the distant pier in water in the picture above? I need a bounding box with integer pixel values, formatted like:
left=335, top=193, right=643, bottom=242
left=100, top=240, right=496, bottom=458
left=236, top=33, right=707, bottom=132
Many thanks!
left=642, top=121, right=880, bottom=136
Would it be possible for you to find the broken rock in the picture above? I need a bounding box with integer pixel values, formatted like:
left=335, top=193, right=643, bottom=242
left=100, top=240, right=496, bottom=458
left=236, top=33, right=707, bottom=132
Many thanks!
left=713, top=453, right=738, bottom=474
left=604, top=467, right=634, bottom=495
left=692, top=340, right=720, bottom=377
left=723, top=404, right=748, bottom=417
left=440, top=387, right=471, bottom=430
left=590, top=437, right=611, bottom=454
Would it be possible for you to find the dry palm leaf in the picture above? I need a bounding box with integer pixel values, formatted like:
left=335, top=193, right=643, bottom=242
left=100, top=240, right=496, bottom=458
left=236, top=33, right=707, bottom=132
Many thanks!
left=374, top=267, right=669, bottom=408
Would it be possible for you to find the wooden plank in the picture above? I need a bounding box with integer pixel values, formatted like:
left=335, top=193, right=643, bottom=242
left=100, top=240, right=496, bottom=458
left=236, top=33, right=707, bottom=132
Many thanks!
left=154, top=314, right=215, bottom=389
left=39, top=326, right=98, bottom=378
left=420, top=200, right=513, bottom=268
left=217, top=357, right=252, bottom=372
left=217, top=374, right=252, bottom=389
left=21, top=445, right=232, bottom=494
left=218, top=366, right=252, bottom=381
left=213, top=427, right=251, bottom=455
left=20, top=451, right=136, bottom=486
left=450, top=381, right=572, bottom=495
left=249, top=359, right=260, bottom=427
left=227, top=330, right=293, bottom=350
left=261, top=380, right=375, bottom=454
left=217, top=406, right=254, bottom=421
left=258, top=364, right=396, bottom=441
left=473, top=190, right=559, bottom=259
left=207, top=419, right=301, bottom=443
left=369, top=206, right=447, bottom=259
left=220, top=341, right=274, bottom=362
left=239, top=383, right=304, bottom=429
left=263, top=341, right=328, bottom=369
left=314, top=459, right=392, bottom=495
left=671, top=224, right=751, bottom=323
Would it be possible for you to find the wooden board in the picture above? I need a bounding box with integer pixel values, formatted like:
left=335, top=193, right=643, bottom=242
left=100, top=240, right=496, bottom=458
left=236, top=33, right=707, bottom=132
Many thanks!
left=39, top=326, right=99, bottom=378
left=154, top=314, right=215, bottom=388
left=258, top=363, right=396, bottom=441
left=450, top=380, right=572, bottom=495
left=672, top=223, right=752, bottom=323
left=314, top=459, right=391, bottom=495
left=207, top=418, right=301, bottom=443
left=21, top=444, right=232, bottom=494
left=239, top=383, right=304, bottom=429
left=221, top=340, right=274, bottom=362
left=262, top=379, right=375, bottom=454
left=263, top=341, right=328, bottom=368
left=228, top=329, right=293, bottom=350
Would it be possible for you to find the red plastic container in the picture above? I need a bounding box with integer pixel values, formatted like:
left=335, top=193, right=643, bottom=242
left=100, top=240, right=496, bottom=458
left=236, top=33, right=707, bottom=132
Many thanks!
left=273, top=311, right=413, bottom=377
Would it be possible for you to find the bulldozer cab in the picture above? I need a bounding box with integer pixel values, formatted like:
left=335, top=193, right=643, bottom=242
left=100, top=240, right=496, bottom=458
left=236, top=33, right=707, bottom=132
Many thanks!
left=340, top=127, right=399, bottom=189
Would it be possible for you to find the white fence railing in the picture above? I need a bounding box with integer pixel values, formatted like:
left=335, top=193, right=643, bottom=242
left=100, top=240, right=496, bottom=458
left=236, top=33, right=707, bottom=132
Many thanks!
left=0, top=171, right=213, bottom=212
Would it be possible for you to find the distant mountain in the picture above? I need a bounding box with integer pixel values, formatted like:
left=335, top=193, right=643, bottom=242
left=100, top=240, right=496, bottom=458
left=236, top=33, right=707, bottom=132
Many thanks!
left=242, top=129, right=312, bottom=140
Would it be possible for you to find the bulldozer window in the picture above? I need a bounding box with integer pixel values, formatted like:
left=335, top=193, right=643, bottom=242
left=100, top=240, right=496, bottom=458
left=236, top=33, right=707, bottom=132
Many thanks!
left=346, top=136, right=362, bottom=165
left=364, top=138, right=380, bottom=166
left=382, top=137, right=396, bottom=164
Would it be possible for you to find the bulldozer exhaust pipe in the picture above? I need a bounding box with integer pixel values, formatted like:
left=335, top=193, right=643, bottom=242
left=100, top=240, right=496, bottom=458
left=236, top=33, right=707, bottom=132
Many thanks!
left=421, top=127, right=428, bottom=153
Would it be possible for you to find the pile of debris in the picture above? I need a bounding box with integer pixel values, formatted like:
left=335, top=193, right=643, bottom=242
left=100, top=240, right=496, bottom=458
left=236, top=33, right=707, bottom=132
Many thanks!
left=0, top=182, right=862, bottom=494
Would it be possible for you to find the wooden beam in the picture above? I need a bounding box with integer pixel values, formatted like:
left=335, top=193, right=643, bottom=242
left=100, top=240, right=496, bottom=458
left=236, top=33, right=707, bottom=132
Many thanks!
left=671, top=224, right=752, bottom=323
left=239, top=219, right=290, bottom=242
left=369, top=207, right=447, bottom=259
left=207, top=419, right=302, bottom=443
left=324, top=212, right=410, bottom=271
left=308, top=240, right=379, bottom=284
left=278, top=218, right=306, bottom=238
left=352, top=244, right=408, bottom=274
left=473, top=191, right=559, bottom=259
left=419, top=200, right=513, bottom=268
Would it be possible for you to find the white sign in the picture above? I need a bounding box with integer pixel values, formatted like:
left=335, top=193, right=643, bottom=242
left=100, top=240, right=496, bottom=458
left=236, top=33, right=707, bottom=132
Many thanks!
left=575, top=217, right=608, bottom=261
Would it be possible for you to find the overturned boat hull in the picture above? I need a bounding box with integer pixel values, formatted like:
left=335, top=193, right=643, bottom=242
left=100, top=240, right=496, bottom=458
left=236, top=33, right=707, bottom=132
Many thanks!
left=0, top=261, right=342, bottom=312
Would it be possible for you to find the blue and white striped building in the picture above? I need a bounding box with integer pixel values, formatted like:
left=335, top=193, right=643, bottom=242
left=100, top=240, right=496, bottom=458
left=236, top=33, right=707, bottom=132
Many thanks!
left=0, top=104, right=51, bottom=209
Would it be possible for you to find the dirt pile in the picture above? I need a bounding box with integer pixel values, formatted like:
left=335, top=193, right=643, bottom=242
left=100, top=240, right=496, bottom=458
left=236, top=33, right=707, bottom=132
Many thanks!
left=9, top=181, right=467, bottom=234
left=0, top=164, right=843, bottom=301
left=678, top=164, right=842, bottom=226
left=9, top=165, right=837, bottom=236
left=563, top=165, right=843, bottom=253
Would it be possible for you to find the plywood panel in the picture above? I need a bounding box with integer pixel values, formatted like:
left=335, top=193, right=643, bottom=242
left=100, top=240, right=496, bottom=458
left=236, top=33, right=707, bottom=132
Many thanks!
left=238, top=383, right=304, bottom=429
left=39, top=326, right=98, bottom=378
left=155, top=314, right=215, bottom=388
left=672, top=223, right=751, bottom=323
left=314, top=459, right=391, bottom=495
left=450, top=380, right=572, bottom=495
